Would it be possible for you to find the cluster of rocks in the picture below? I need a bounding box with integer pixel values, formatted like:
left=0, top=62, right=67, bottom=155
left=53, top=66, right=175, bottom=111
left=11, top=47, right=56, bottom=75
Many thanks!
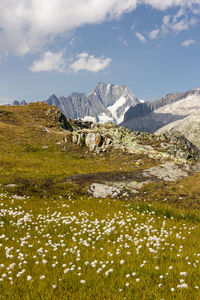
left=162, top=131, right=200, bottom=161
left=44, top=105, right=200, bottom=161
left=72, top=130, right=112, bottom=152
left=87, top=162, right=192, bottom=199
left=58, top=116, right=200, bottom=161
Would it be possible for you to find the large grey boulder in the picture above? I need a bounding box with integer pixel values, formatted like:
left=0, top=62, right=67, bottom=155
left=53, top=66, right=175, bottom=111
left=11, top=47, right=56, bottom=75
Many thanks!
left=88, top=183, right=120, bottom=198
left=143, top=162, right=189, bottom=181
left=85, top=133, right=98, bottom=151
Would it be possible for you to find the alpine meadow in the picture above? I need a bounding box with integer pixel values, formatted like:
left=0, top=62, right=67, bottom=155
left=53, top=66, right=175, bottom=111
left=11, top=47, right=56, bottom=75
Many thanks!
left=1, top=0, right=200, bottom=299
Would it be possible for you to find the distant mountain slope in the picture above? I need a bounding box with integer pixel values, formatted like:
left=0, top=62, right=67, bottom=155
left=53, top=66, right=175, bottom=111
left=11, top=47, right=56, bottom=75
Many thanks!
left=11, top=100, right=28, bottom=106
left=156, top=114, right=200, bottom=150
left=45, top=82, right=139, bottom=124
left=121, top=88, right=200, bottom=132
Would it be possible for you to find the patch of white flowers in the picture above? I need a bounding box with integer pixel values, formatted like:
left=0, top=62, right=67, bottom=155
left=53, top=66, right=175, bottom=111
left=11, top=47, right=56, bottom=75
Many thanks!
left=0, top=194, right=199, bottom=297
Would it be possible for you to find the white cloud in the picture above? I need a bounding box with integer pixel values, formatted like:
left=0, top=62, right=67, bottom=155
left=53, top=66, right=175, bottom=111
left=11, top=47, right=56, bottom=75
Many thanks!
left=0, top=0, right=138, bottom=56
left=30, top=51, right=66, bottom=72
left=136, top=32, right=146, bottom=43
left=161, top=8, right=199, bottom=34
left=70, top=52, right=112, bottom=73
left=0, top=1, right=200, bottom=56
left=172, top=19, right=190, bottom=32
left=143, top=0, right=188, bottom=10
left=181, top=39, right=196, bottom=46
left=149, top=29, right=159, bottom=39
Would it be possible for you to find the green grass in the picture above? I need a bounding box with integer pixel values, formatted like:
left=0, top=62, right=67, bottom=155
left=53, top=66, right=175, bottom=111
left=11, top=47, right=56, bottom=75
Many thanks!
left=1, top=194, right=200, bottom=299
left=0, top=104, right=200, bottom=299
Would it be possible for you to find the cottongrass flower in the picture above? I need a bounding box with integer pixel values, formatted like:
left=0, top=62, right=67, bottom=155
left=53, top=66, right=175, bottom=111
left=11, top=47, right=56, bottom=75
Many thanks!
left=177, top=283, right=188, bottom=289
left=80, top=280, right=86, bottom=284
left=27, top=275, right=32, bottom=281
left=125, top=282, right=130, bottom=287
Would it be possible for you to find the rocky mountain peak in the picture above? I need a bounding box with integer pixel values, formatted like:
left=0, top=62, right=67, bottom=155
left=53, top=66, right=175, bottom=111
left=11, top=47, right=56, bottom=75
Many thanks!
left=45, top=82, right=139, bottom=124
left=11, top=100, right=27, bottom=106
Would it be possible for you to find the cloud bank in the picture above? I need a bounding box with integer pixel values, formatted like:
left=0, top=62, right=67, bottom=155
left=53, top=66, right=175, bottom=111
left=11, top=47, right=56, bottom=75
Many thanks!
left=0, top=0, right=200, bottom=55
left=70, top=53, right=112, bottom=73
left=30, top=51, right=112, bottom=73
left=30, top=51, right=66, bottom=72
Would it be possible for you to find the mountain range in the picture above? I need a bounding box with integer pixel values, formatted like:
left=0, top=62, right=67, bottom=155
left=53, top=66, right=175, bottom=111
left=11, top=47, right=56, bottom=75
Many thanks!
left=121, top=87, right=200, bottom=149
left=11, top=82, right=200, bottom=149
left=44, top=82, right=139, bottom=124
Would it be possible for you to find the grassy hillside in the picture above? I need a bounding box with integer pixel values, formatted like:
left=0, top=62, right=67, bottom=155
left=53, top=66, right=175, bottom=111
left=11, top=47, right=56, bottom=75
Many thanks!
left=0, top=104, right=200, bottom=299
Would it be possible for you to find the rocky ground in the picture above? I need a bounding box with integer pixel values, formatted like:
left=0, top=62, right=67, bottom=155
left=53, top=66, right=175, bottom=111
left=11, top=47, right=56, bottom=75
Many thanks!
left=0, top=103, right=200, bottom=208
left=57, top=116, right=200, bottom=199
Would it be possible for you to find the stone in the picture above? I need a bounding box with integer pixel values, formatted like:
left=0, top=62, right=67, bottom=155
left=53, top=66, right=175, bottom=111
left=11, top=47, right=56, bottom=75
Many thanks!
left=85, top=133, right=105, bottom=151
left=88, top=183, right=120, bottom=198
left=193, top=163, right=200, bottom=173
left=95, top=133, right=104, bottom=148
left=5, top=184, right=18, bottom=188
left=143, top=162, right=189, bottom=181
left=85, top=133, right=97, bottom=151
left=77, top=133, right=85, bottom=147
left=126, top=181, right=147, bottom=190
left=43, top=127, right=50, bottom=133
left=72, top=133, right=78, bottom=144
left=12, top=195, right=26, bottom=200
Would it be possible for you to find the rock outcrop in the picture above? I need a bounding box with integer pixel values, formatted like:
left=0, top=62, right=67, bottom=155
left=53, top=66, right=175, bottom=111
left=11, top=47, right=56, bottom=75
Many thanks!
left=46, top=106, right=73, bottom=131
left=156, top=115, right=200, bottom=150
left=65, top=119, right=200, bottom=162
left=87, top=162, right=191, bottom=199
left=88, top=183, right=121, bottom=198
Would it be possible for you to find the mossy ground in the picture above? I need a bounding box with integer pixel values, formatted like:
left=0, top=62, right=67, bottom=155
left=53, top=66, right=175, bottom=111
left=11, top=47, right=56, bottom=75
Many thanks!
left=0, top=104, right=200, bottom=299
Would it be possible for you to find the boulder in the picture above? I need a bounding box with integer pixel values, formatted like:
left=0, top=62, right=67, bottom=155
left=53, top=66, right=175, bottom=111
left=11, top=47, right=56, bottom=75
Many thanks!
left=88, top=183, right=120, bottom=198
left=85, top=133, right=97, bottom=151
left=77, top=132, right=85, bottom=147
left=143, top=162, right=189, bottom=181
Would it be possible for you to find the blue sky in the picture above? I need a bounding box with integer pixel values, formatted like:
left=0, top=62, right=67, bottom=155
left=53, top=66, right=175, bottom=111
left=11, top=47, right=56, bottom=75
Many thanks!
left=0, top=1, right=200, bottom=103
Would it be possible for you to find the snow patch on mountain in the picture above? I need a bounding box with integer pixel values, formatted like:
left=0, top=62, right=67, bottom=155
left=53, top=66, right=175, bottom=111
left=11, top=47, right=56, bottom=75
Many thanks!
left=107, top=95, right=127, bottom=122
left=155, top=94, right=200, bottom=116
left=117, top=105, right=131, bottom=124
left=98, top=113, right=113, bottom=123
left=82, top=116, right=97, bottom=122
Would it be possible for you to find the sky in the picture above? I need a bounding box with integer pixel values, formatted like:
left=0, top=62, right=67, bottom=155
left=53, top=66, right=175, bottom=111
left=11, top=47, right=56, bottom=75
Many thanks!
left=0, top=1, right=200, bottom=104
